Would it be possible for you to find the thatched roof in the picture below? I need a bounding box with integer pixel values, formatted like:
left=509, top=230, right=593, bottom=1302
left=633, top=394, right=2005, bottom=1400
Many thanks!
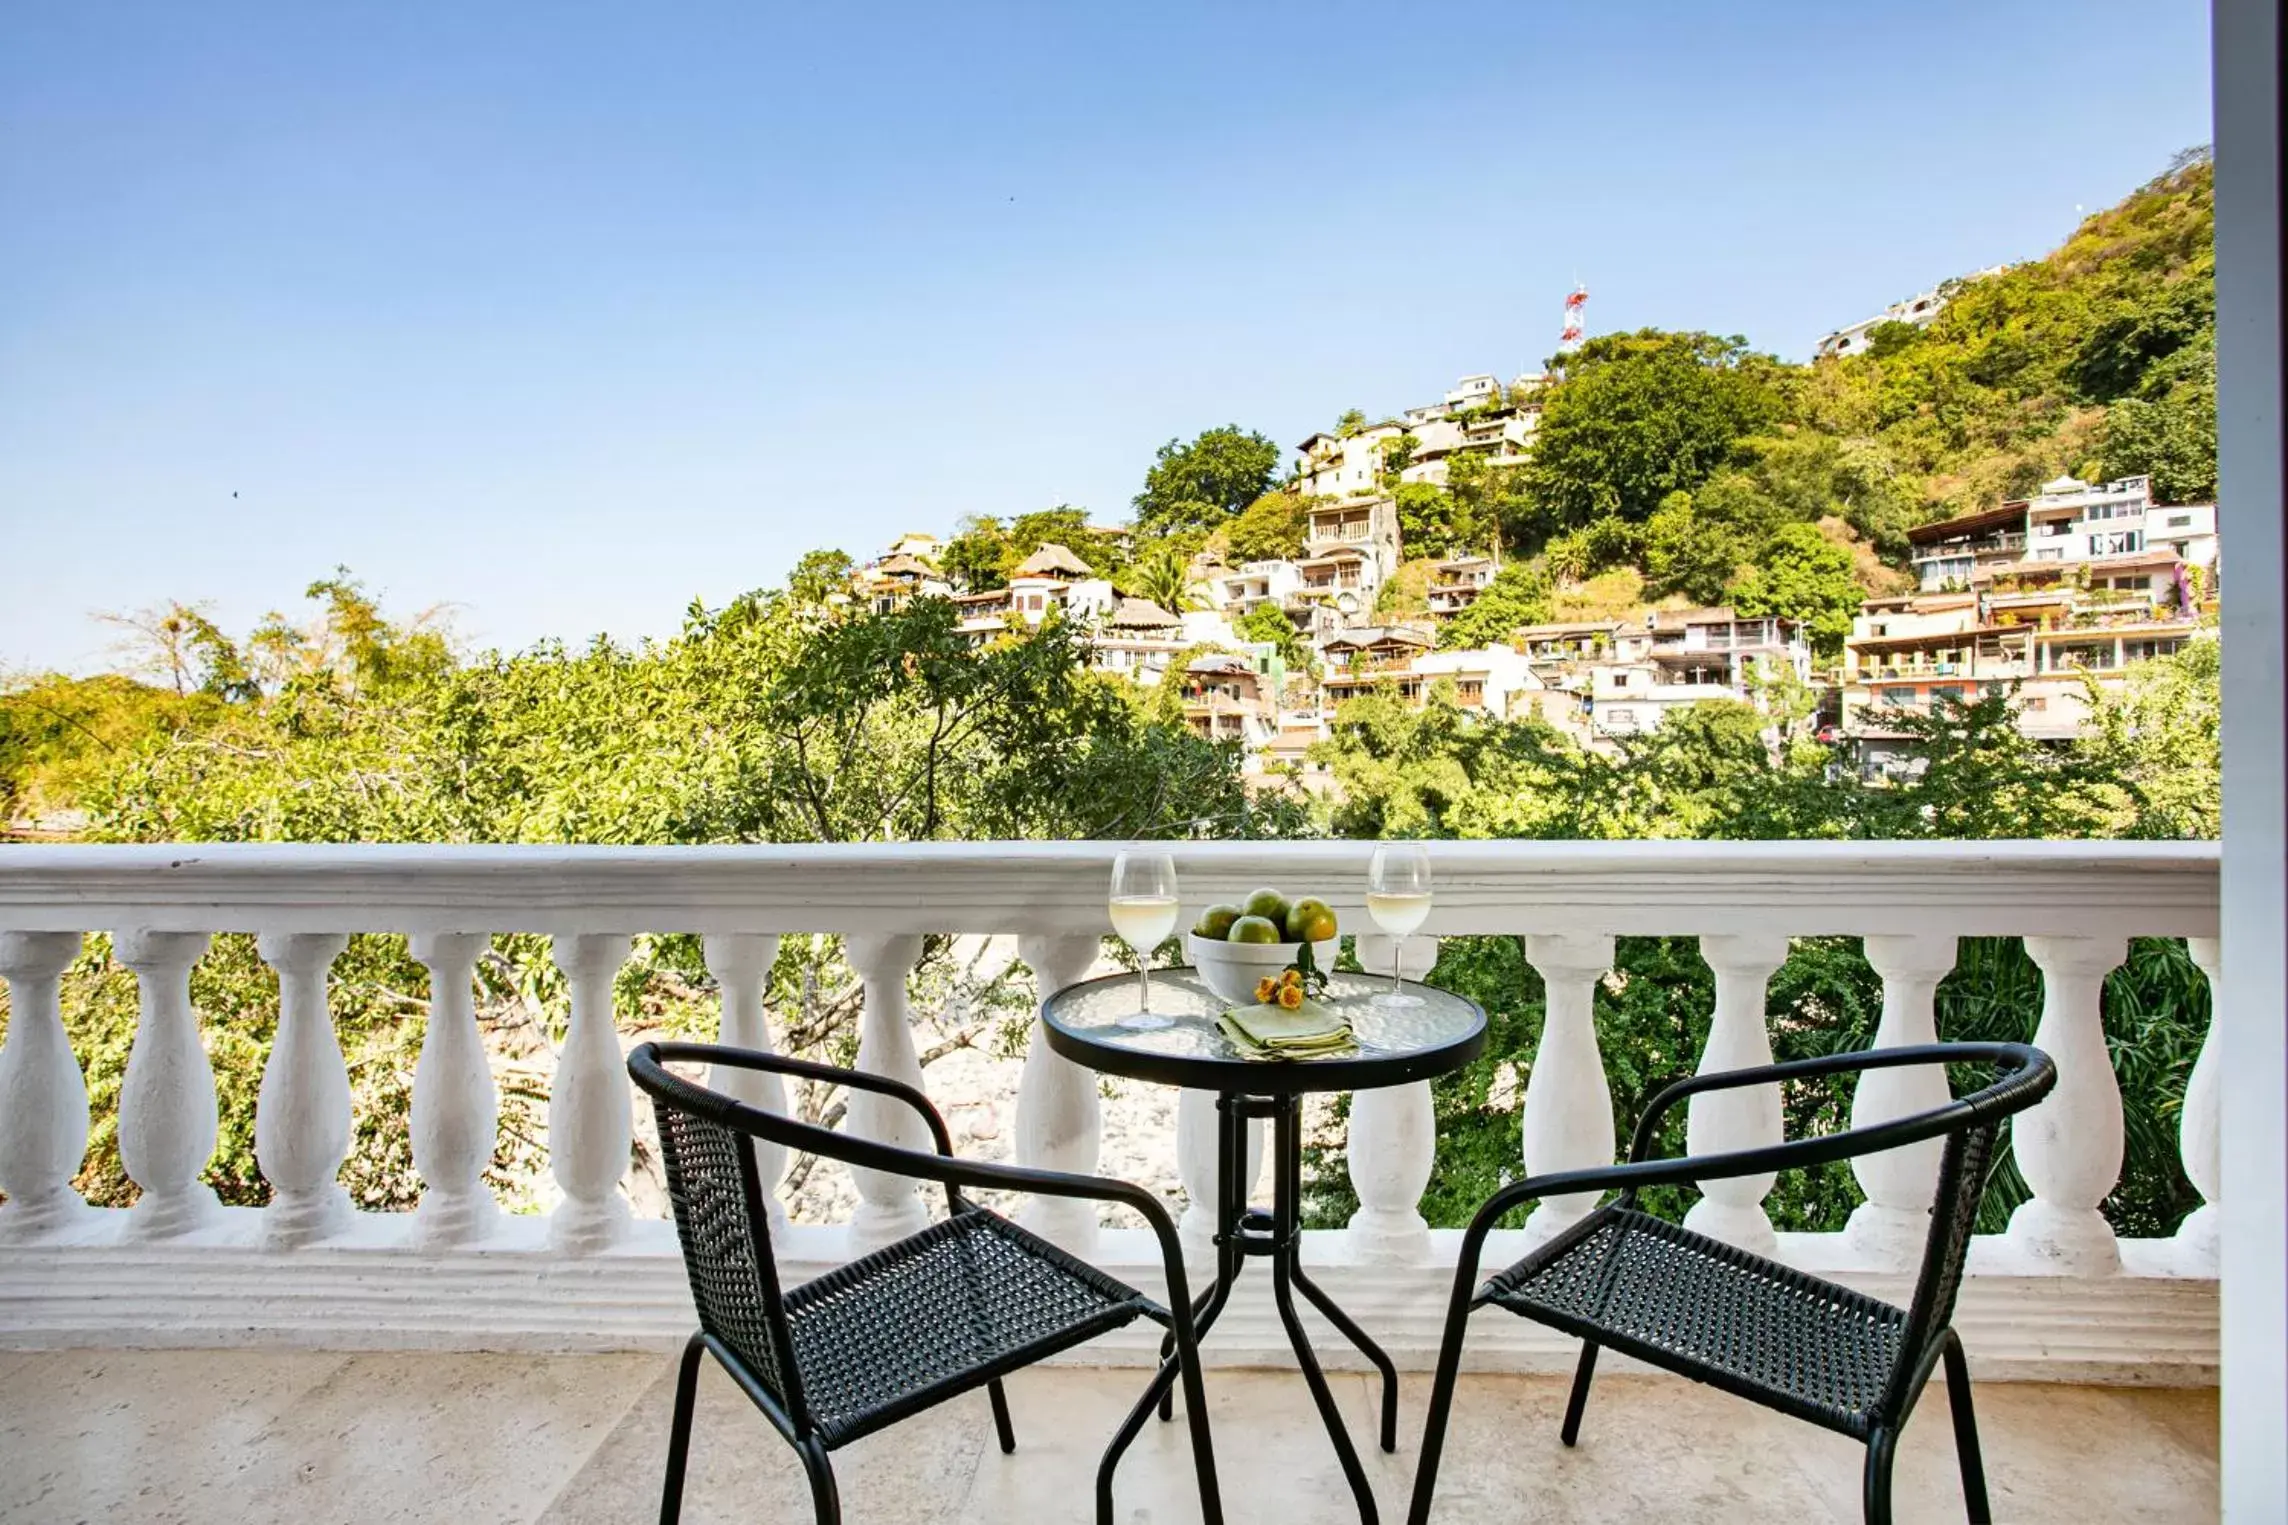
left=1107, top=597, right=1181, bottom=629
left=1012, top=542, right=1093, bottom=578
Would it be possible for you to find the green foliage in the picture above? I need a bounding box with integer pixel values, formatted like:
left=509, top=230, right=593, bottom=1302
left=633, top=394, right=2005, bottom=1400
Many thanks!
left=1391, top=481, right=1486, bottom=560
left=1234, top=602, right=1307, bottom=668
left=1436, top=563, right=1552, bottom=650
left=1222, top=491, right=1309, bottom=564
left=787, top=548, right=854, bottom=603
left=1334, top=408, right=1367, bottom=438
left=1133, top=425, right=1282, bottom=536
left=0, top=674, right=220, bottom=824
left=1724, top=524, right=1865, bottom=657
left=940, top=516, right=1011, bottom=592
left=1118, top=543, right=1203, bottom=613
left=1523, top=330, right=1784, bottom=532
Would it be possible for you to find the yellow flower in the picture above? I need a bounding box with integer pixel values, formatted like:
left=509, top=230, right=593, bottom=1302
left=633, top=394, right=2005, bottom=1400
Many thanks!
left=1280, top=968, right=1302, bottom=989
left=1255, top=977, right=1279, bottom=1003
left=1277, top=984, right=1304, bottom=1010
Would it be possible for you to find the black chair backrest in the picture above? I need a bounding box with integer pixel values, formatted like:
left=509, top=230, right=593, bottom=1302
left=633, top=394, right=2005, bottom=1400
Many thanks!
left=1883, top=1048, right=2050, bottom=1420
left=637, top=1052, right=817, bottom=1434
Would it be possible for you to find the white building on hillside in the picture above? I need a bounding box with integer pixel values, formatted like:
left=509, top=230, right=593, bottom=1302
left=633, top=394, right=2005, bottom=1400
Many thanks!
left=1815, top=267, right=2009, bottom=358
left=1589, top=609, right=1812, bottom=739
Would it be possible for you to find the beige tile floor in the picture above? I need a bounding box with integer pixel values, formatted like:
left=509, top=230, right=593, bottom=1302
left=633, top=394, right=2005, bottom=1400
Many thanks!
left=0, top=1349, right=2216, bottom=1524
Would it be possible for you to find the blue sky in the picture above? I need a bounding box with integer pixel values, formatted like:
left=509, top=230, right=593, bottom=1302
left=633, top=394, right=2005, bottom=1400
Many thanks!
left=0, top=1, right=2212, bottom=673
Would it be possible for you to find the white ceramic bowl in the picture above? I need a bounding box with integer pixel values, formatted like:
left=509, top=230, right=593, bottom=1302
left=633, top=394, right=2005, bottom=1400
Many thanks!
left=1185, top=931, right=1341, bottom=1007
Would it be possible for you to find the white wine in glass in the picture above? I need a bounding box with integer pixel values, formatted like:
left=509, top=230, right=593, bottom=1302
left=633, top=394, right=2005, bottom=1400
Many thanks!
left=1367, top=843, right=1432, bottom=1006
left=1110, top=850, right=1179, bottom=1030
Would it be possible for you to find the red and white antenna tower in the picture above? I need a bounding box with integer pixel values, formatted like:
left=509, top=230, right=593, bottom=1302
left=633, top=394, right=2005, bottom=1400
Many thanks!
left=1559, top=283, right=1588, bottom=351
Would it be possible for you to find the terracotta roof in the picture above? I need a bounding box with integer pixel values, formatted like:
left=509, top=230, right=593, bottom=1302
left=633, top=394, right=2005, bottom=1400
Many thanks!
left=1012, top=542, right=1093, bottom=578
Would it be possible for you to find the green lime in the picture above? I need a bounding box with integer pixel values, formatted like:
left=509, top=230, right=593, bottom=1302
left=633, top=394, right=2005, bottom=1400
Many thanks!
left=1285, top=897, right=1338, bottom=943
left=1228, top=914, right=1282, bottom=945
left=1241, top=887, right=1290, bottom=924
left=1193, top=903, right=1243, bottom=940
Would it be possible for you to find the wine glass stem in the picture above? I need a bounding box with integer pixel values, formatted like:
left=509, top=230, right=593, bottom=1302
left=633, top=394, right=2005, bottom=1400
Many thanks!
left=1391, top=963, right=1402, bottom=997
left=1140, top=962, right=1152, bottom=1013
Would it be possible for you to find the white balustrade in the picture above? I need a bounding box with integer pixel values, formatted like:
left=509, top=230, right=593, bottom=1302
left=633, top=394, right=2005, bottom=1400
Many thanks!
left=1519, top=933, right=1616, bottom=1248
left=408, top=932, right=501, bottom=1249
left=548, top=932, right=634, bottom=1253
left=254, top=932, right=355, bottom=1248
left=843, top=933, right=932, bottom=1253
left=1684, top=933, right=1789, bottom=1257
left=1014, top=933, right=1103, bottom=1255
left=2008, top=937, right=2128, bottom=1274
left=0, top=842, right=2225, bottom=1365
left=0, top=932, right=96, bottom=1241
left=703, top=933, right=789, bottom=1229
left=114, top=930, right=223, bottom=1239
left=1346, top=933, right=1441, bottom=1263
left=2176, top=937, right=2222, bottom=1269
left=1845, top=934, right=1959, bottom=1267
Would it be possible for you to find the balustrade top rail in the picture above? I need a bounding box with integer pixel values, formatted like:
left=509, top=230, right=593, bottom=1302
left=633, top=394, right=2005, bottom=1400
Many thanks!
left=0, top=840, right=2219, bottom=939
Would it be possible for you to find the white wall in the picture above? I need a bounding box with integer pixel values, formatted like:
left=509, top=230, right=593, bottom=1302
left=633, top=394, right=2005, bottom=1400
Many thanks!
left=2213, top=1, right=2285, bottom=1514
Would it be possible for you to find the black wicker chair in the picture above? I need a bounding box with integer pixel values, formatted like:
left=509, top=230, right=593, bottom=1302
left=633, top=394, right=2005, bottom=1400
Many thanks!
left=628, top=1041, right=1223, bottom=1525
left=1406, top=1041, right=2055, bottom=1525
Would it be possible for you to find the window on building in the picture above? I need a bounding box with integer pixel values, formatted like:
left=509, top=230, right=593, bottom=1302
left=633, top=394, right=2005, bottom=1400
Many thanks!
left=1881, top=687, right=1916, bottom=706
left=2023, top=696, right=2048, bottom=711
left=2168, top=514, right=2194, bottom=528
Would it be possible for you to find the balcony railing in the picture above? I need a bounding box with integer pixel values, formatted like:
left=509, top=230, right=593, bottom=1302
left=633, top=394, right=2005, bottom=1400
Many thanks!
left=0, top=842, right=2220, bottom=1385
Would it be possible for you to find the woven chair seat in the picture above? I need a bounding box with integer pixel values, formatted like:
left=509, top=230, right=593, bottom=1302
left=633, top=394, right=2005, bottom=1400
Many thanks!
left=784, top=1209, right=1152, bottom=1446
left=1483, top=1207, right=1907, bottom=1437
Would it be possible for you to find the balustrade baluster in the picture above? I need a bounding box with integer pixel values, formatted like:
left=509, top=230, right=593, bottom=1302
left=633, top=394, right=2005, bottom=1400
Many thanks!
left=0, top=932, right=97, bottom=1241
left=1014, top=934, right=1103, bottom=1256
left=703, top=934, right=788, bottom=1230
left=254, top=932, right=355, bottom=1248
left=2008, top=936, right=2127, bottom=1274
left=2176, top=937, right=2222, bottom=1269
left=1520, top=933, right=1616, bottom=1249
left=1684, top=933, right=1789, bottom=1257
left=1845, top=934, right=1958, bottom=1268
left=114, top=930, right=223, bottom=1239
left=408, top=932, right=500, bottom=1249
left=1346, top=933, right=1441, bottom=1263
left=844, top=934, right=931, bottom=1253
left=548, top=933, right=634, bottom=1254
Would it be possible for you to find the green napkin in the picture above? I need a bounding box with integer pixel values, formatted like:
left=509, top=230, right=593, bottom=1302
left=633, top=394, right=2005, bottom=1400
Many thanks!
left=1218, top=999, right=1356, bottom=1060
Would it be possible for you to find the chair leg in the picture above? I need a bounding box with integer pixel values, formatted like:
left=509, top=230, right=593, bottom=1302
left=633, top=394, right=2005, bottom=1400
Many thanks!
left=659, top=1332, right=706, bottom=1525
left=987, top=1376, right=1017, bottom=1454
left=1404, top=1291, right=1476, bottom=1525
left=1941, top=1330, right=1993, bottom=1523
left=796, top=1435, right=841, bottom=1525
left=1863, top=1425, right=1897, bottom=1525
left=1560, top=1340, right=1599, bottom=1447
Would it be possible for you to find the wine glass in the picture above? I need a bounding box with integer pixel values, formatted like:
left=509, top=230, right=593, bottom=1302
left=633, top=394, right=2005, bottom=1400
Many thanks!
left=1367, top=843, right=1432, bottom=1007
left=1109, top=850, right=1179, bottom=1030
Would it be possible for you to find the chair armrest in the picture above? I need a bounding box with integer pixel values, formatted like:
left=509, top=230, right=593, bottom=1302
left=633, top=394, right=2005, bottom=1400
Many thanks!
left=688, top=1043, right=959, bottom=1159
left=1623, top=1042, right=2042, bottom=1165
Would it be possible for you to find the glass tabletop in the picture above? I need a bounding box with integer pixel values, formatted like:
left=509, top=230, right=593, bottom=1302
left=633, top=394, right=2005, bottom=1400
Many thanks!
left=1042, top=967, right=1487, bottom=1095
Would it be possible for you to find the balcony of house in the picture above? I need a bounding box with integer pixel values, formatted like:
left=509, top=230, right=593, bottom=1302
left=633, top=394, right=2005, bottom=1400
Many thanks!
left=0, top=843, right=2223, bottom=1523
left=1425, top=584, right=1482, bottom=616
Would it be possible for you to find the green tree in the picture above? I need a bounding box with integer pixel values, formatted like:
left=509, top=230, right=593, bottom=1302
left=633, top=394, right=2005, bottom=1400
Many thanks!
left=1133, top=426, right=1283, bottom=536
left=1725, top=524, right=1864, bottom=657
left=1523, top=330, right=1784, bottom=531
left=786, top=548, right=855, bottom=604
left=1223, top=491, right=1310, bottom=563
left=1391, top=482, right=1483, bottom=559
left=1334, top=408, right=1367, bottom=438
left=1006, top=507, right=1107, bottom=573
left=1234, top=601, right=1306, bottom=668
left=1437, top=563, right=1552, bottom=650
left=939, top=516, right=1012, bottom=591
left=2081, top=639, right=2221, bottom=838
left=1118, top=544, right=1202, bottom=612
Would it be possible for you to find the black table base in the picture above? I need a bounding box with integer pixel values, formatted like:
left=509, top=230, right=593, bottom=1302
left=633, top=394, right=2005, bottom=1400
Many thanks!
left=1096, top=1090, right=1399, bottom=1525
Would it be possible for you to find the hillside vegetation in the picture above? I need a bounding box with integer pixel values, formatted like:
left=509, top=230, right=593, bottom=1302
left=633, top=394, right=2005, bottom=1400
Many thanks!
left=1362, top=149, right=2217, bottom=656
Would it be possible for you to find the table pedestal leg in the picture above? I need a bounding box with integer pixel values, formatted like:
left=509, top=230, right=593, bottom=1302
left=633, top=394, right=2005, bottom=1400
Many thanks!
left=1099, top=1091, right=1392, bottom=1525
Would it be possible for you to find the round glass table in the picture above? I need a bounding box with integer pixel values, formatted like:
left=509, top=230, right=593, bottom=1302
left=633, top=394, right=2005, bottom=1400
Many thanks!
left=1044, top=968, right=1487, bottom=1525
